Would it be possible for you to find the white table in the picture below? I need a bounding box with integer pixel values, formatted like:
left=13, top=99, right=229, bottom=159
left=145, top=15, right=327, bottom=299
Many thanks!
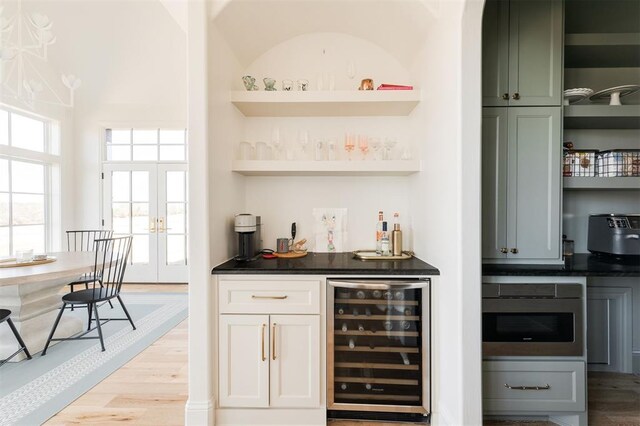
left=0, top=252, right=98, bottom=361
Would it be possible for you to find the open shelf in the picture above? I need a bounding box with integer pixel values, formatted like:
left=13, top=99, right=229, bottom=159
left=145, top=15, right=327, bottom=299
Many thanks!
left=232, top=160, right=421, bottom=176
left=563, top=105, right=640, bottom=129
left=563, top=177, right=640, bottom=190
left=564, top=33, right=640, bottom=68
left=230, top=90, right=420, bottom=117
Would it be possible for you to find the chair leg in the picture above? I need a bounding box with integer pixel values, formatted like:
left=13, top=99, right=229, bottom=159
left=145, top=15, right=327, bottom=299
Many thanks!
left=6, top=317, right=32, bottom=360
left=117, top=295, right=136, bottom=330
left=69, top=284, right=75, bottom=311
left=42, top=303, right=66, bottom=356
left=99, top=281, right=114, bottom=309
left=93, top=303, right=105, bottom=352
left=87, top=303, right=93, bottom=331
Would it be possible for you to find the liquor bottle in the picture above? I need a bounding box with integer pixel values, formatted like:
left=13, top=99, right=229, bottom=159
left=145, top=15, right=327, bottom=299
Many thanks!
left=381, top=222, right=391, bottom=256
left=356, top=290, right=366, bottom=299
left=358, top=323, right=365, bottom=332
left=341, top=323, right=348, bottom=332
left=376, top=211, right=384, bottom=254
left=348, top=338, right=356, bottom=349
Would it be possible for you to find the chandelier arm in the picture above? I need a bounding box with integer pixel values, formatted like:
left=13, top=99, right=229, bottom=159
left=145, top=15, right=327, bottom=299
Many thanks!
left=23, top=59, right=70, bottom=106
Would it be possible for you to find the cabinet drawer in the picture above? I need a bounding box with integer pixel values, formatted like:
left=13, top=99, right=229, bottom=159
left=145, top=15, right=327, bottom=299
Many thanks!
left=483, top=361, right=585, bottom=413
left=219, top=279, right=320, bottom=314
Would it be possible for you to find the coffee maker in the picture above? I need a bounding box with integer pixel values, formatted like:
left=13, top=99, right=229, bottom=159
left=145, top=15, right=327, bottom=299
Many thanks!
left=235, top=214, right=262, bottom=261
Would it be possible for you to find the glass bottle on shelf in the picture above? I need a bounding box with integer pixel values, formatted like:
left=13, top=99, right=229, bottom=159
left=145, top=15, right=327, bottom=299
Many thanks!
left=340, top=383, right=348, bottom=391
left=394, top=290, right=405, bottom=300
left=401, top=320, right=411, bottom=330
left=372, top=290, right=382, bottom=299
left=356, top=290, right=366, bottom=299
left=383, top=290, right=393, bottom=300
left=353, top=307, right=359, bottom=316
left=348, top=338, right=356, bottom=349
left=383, top=320, right=393, bottom=331
left=358, top=323, right=365, bottom=332
left=341, top=323, right=348, bottom=332
left=337, top=305, right=345, bottom=315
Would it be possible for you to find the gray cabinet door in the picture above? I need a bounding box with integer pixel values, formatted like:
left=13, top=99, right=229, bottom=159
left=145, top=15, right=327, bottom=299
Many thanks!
left=482, top=0, right=562, bottom=106
left=482, top=108, right=509, bottom=259
left=508, top=0, right=563, bottom=106
left=482, top=0, right=510, bottom=106
left=507, top=107, right=561, bottom=261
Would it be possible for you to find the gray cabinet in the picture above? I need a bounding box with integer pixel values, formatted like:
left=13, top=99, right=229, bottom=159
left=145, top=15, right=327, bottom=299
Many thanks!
left=482, top=0, right=563, bottom=107
left=482, top=107, right=562, bottom=262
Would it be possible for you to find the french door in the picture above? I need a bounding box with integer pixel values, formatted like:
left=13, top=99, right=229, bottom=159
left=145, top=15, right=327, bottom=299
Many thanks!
left=102, top=163, right=188, bottom=283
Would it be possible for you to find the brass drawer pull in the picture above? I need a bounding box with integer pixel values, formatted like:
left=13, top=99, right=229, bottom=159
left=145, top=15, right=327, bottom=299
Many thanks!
left=504, top=383, right=550, bottom=391
left=510, top=248, right=519, bottom=254
left=502, top=93, right=509, bottom=100
left=252, top=295, right=288, bottom=300
left=261, top=323, right=266, bottom=361
left=500, top=247, right=508, bottom=254
left=272, top=323, right=277, bottom=360
left=512, top=92, right=520, bottom=100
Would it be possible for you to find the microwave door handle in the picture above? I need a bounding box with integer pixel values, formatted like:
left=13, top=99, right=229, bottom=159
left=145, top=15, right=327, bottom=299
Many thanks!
left=327, top=280, right=429, bottom=290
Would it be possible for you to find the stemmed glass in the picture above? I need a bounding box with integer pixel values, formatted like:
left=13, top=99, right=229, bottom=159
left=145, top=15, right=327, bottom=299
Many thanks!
left=344, top=133, right=355, bottom=160
left=383, top=137, right=397, bottom=160
left=358, top=135, right=369, bottom=160
left=297, top=130, right=309, bottom=160
left=370, top=138, right=382, bottom=160
left=271, top=126, right=282, bottom=160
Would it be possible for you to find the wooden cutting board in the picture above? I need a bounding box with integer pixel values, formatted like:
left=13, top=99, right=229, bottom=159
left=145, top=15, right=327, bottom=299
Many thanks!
left=0, top=257, right=57, bottom=268
left=274, top=251, right=308, bottom=259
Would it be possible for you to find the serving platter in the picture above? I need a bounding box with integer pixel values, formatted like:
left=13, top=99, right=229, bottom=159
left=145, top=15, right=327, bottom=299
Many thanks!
left=0, top=256, right=57, bottom=268
left=589, top=85, right=640, bottom=105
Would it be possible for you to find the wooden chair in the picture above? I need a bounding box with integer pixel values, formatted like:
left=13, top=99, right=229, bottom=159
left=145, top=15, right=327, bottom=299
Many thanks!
left=42, top=236, right=135, bottom=354
left=0, top=310, right=32, bottom=367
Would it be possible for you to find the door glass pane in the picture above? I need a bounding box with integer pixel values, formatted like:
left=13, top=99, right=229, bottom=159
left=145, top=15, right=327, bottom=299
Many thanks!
left=0, top=159, right=8, bottom=191
left=13, top=225, right=45, bottom=253
left=0, top=194, right=8, bottom=226
left=166, top=203, right=185, bottom=233
left=12, top=161, right=44, bottom=193
left=131, top=171, right=149, bottom=202
left=166, top=171, right=185, bottom=202
left=111, top=172, right=130, bottom=202
left=133, top=130, right=157, bottom=145
left=167, top=234, right=186, bottom=265
left=132, top=145, right=157, bottom=161
left=132, top=203, right=149, bottom=233
left=160, top=145, right=185, bottom=161
left=107, top=145, right=131, bottom=161
left=112, top=203, right=131, bottom=233
left=159, top=130, right=185, bottom=144
left=12, top=194, right=44, bottom=224
left=110, top=129, right=131, bottom=144
left=0, top=227, right=9, bottom=257
left=11, top=114, right=45, bottom=152
left=132, top=234, right=149, bottom=264
left=0, top=110, right=8, bottom=145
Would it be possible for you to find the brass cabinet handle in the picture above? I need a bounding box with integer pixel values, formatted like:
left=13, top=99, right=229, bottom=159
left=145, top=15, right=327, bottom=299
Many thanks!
left=510, top=248, right=519, bottom=254
left=261, top=324, right=266, bottom=361
left=252, top=295, right=288, bottom=300
left=500, top=248, right=508, bottom=254
left=272, top=323, right=277, bottom=360
left=502, top=93, right=509, bottom=100
left=512, top=92, right=520, bottom=100
left=505, top=383, right=550, bottom=391
left=149, top=217, right=157, bottom=233
left=157, top=217, right=172, bottom=233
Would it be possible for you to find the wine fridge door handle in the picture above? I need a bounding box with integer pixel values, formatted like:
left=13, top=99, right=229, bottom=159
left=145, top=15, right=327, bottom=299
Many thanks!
left=327, top=279, right=430, bottom=290
left=504, top=383, right=550, bottom=391
left=261, top=323, right=266, bottom=362
left=272, top=323, right=277, bottom=360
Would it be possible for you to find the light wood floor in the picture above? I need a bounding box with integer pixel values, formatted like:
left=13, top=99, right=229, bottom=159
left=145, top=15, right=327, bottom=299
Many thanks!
left=45, top=284, right=188, bottom=425
left=45, top=283, right=640, bottom=425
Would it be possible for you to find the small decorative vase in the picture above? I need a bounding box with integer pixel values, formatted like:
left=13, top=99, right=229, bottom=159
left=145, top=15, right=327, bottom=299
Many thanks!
left=242, top=75, right=258, bottom=91
left=263, top=78, right=277, bottom=91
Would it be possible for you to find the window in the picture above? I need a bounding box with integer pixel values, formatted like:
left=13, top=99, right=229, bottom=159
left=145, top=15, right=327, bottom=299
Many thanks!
left=0, top=107, right=58, bottom=257
left=105, top=128, right=187, bottom=162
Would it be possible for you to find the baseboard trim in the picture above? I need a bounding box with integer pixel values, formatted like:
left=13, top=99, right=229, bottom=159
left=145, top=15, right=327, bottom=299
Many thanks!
left=185, top=399, right=214, bottom=425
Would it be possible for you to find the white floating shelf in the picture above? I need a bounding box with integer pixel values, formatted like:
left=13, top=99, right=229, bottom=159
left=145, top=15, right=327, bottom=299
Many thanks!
left=231, top=160, right=421, bottom=176
left=563, top=177, right=640, bottom=190
left=230, top=90, right=420, bottom=117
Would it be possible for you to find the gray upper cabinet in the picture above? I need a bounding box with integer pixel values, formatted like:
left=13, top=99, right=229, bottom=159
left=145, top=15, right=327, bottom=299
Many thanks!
left=482, top=107, right=562, bottom=262
left=482, top=0, right=563, bottom=107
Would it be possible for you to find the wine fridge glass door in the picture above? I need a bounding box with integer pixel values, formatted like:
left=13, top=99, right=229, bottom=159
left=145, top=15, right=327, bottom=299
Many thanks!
left=327, top=279, right=430, bottom=415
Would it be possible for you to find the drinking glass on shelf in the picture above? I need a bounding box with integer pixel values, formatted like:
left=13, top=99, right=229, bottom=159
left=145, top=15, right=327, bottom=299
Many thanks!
left=383, top=137, right=398, bottom=160
left=370, top=137, right=382, bottom=160
left=255, top=141, right=271, bottom=160
left=401, top=142, right=413, bottom=160
left=271, top=126, right=282, bottom=160
left=327, top=138, right=337, bottom=161
left=238, top=141, right=254, bottom=160
left=344, top=133, right=356, bottom=160
left=297, top=130, right=309, bottom=160
left=314, top=139, right=326, bottom=161
left=358, top=135, right=369, bottom=160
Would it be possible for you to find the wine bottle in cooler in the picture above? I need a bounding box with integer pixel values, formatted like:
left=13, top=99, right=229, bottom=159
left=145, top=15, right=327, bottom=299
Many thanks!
left=358, top=323, right=365, bottom=332
left=341, top=323, right=348, bottom=332
left=348, top=338, right=356, bottom=349
left=356, top=290, right=366, bottom=299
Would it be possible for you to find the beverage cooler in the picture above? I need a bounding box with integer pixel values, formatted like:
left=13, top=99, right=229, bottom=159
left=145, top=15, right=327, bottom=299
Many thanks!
left=327, top=279, right=430, bottom=420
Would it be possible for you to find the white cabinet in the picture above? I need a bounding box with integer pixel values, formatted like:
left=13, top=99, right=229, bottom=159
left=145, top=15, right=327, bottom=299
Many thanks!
left=219, top=314, right=320, bottom=409
left=482, top=107, right=562, bottom=262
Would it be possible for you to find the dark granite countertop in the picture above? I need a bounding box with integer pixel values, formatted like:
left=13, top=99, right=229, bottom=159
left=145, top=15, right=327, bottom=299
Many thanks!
left=483, top=253, right=640, bottom=277
left=212, top=252, right=440, bottom=275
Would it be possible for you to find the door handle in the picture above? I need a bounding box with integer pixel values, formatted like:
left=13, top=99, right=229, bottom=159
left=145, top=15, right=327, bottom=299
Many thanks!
left=252, top=295, right=288, bottom=300
left=505, top=383, right=550, bottom=391
left=512, top=92, right=520, bottom=100
left=157, top=217, right=172, bottom=233
left=149, top=217, right=157, bottom=233
left=272, top=323, right=277, bottom=361
left=261, top=323, right=266, bottom=361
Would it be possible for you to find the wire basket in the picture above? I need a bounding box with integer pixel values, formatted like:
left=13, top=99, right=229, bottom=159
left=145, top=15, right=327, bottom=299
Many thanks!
left=597, top=149, right=640, bottom=177
left=563, top=149, right=598, bottom=177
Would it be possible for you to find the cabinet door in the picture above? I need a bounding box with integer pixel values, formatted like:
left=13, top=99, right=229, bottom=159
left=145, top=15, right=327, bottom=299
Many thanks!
left=219, top=315, right=270, bottom=408
left=508, top=0, right=562, bottom=106
left=482, top=108, right=509, bottom=259
left=269, top=315, right=320, bottom=408
left=482, top=0, right=510, bottom=106
left=507, top=107, right=561, bottom=261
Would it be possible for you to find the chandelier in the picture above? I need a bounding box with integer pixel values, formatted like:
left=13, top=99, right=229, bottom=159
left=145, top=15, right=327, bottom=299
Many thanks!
left=0, top=1, right=80, bottom=108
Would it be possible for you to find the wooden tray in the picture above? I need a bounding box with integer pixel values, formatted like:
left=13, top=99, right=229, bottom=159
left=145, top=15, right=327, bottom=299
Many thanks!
left=353, top=250, right=413, bottom=260
left=274, top=251, right=308, bottom=259
left=0, top=256, right=57, bottom=268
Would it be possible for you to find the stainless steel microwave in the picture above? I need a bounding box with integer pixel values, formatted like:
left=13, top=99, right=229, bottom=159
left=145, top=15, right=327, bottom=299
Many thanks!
left=482, top=283, right=583, bottom=357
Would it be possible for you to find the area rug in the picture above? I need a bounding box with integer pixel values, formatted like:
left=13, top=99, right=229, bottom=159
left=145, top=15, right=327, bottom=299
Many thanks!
left=0, top=292, right=188, bottom=426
